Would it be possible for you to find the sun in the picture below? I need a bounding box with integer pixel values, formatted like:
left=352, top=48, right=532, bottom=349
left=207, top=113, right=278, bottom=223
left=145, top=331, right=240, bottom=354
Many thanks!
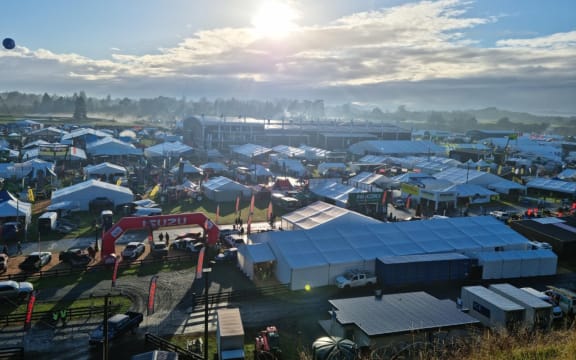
left=251, top=1, right=299, bottom=38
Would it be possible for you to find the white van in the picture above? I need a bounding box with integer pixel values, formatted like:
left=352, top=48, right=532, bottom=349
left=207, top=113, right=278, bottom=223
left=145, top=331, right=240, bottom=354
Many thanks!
left=38, top=211, right=58, bottom=233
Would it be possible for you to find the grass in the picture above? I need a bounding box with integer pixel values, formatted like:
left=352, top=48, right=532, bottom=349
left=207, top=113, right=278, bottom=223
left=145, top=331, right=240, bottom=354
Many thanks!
left=1, top=295, right=131, bottom=316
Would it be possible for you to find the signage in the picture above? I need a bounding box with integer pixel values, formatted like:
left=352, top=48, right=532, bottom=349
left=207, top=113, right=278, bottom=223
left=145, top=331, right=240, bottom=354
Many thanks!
left=348, top=192, right=383, bottom=206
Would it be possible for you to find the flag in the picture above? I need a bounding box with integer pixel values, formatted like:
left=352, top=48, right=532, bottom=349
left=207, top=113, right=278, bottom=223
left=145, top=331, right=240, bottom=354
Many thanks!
left=235, top=194, right=240, bottom=214
left=497, top=165, right=502, bottom=175
left=196, top=247, right=206, bottom=279
left=116, top=177, right=122, bottom=186
left=249, top=193, right=255, bottom=215
left=112, top=257, right=121, bottom=287
left=149, top=184, right=160, bottom=199
left=381, top=191, right=388, bottom=205
left=215, top=204, right=220, bottom=225
left=27, top=188, right=35, bottom=203
left=267, top=201, right=273, bottom=221
left=247, top=213, right=253, bottom=234
left=406, top=194, right=412, bottom=209
left=24, top=290, right=36, bottom=330
left=147, top=276, right=158, bottom=316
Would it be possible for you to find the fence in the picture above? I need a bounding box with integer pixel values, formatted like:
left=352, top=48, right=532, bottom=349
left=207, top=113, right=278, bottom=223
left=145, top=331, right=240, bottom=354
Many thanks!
left=194, top=284, right=290, bottom=308
left=0, top=303, right=122, bottom=328
left=0, top=253, right=196, bottom=282
left=0, top=347, right=23, bottom=360
left=144, top=333, right=203, bottom=360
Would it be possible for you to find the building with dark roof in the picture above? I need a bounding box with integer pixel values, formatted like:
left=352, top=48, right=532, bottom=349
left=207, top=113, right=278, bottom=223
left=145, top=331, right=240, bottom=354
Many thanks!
left=181, top=115, right=410, bottom=151
left=321, top=291, right=480, bottom=348
left=509, top=216, right=576, bottom=258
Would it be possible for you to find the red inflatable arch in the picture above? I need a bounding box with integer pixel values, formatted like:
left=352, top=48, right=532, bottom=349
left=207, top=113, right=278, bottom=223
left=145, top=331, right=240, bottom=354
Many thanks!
left=101, top=213, right=219, bottom=259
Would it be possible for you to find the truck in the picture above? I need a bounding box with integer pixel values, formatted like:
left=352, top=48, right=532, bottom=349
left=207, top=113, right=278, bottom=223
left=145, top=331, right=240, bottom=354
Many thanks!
left=89, top=311, right=143, bottom=346
left=545, top=286, right=576, bottom=316
left=216, top=308, right=245, bottom=360
left=488, top=283, right=553, bottom=330
left=460, top=285, right=525, bottom=330
left=521, top=287, right=563, bottom=320
left=335, top=269, right=377, bottom=289
left=255, top=326, right=281, bottom=359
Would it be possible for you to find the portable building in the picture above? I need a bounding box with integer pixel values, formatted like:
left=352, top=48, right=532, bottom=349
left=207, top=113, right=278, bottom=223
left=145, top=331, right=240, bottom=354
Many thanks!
left=216, top=308, right=245, bottom=360
left=375, top=253, right=475, bottom=287
left=489, top=283, right=553, bottom=330
left=38, top=211, right=58, bottom=233
left=461, top=286, right=525, bottom=329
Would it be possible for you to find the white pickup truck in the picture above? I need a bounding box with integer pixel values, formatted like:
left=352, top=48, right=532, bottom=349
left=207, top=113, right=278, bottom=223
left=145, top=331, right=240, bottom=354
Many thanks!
left=336, top=270, right=377, bottom=288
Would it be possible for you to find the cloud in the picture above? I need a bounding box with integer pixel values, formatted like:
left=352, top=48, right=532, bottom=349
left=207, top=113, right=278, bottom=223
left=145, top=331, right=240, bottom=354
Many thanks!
left=1, top=0, right=575, bottom=114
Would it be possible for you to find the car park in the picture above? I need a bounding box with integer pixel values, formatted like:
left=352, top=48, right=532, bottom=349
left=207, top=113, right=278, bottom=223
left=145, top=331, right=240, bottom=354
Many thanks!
left=121, top=242, right=145, bottom=260
left=19, top=251, right=52, bottom=271
left=0, top=280, right=34, bottom=300
left=150, top=242, right=168, bottom=258
left=59, top=248, right=91, bottom=268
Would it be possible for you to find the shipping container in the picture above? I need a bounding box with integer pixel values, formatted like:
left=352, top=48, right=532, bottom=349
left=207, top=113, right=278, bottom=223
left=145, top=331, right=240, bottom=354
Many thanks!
left=460, top=286, right=525, bottom=330
left=376, top=253, right=475, bottom=287
left=489, top=283, right=553, bottom=330
left=217, top=308, right=245, bottom=360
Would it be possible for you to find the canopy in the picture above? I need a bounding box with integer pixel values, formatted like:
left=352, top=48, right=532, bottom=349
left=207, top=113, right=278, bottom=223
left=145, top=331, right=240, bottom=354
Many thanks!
left=144, top=141, right=193, bottom=158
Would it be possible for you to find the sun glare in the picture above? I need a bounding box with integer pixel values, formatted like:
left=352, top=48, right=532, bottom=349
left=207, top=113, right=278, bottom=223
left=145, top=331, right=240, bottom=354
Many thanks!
left=251, top=1, right=299, bottom=38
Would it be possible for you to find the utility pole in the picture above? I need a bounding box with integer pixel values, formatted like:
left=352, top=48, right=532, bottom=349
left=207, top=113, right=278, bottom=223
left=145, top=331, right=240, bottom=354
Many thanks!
left=203, top=267, right=212, bottom=360
left=103, top=293, right=110, bottom=360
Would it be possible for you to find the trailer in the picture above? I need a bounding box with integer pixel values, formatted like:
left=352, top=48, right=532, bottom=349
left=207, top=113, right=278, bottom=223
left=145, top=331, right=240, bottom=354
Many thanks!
left=38, top=211, right=58, bottom=233
left=376, top=253, right=474, bottom=287
left=217, top=308, right=245, bottom=360
left=488, top=283, right=553, bottom=330
left=460, top=286, right=524, bottom=330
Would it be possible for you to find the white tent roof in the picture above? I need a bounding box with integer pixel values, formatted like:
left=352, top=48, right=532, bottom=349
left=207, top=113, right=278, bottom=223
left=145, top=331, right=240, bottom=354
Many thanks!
left=240, top=243, right=276, bottom=263
left=348, top=140, right=445, bottom=156
left=144, top=141, right=193, bottom=158
left=200, top=162, right=228, bottom=172
left=272, top=145, right=306, bottom=158
left=231, top=143, right=272, bottom=158
left=170, top=161, right=203, bottom=175
left=283, top=201, right=381, bottom=230
left=308, top=179, right=365, bottom=207
left=526, top=178, right=576, bottom=195
left=51, top=179, right=134, bottom=210
left=251, top=216, right=532, bottom=270
left=84, top=162, right=127, bottom=177
left=86, top=137, right=143, bottom=156
left=202, top=176, right=250, bottom=192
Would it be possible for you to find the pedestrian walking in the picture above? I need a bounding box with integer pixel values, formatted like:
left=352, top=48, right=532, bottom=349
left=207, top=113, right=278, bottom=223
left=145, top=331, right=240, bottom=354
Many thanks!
left=158, top=232, right=164, bottom=242
left=165, top=232, right=170, bottom=246
left=16, top=241, right=22, bottom=255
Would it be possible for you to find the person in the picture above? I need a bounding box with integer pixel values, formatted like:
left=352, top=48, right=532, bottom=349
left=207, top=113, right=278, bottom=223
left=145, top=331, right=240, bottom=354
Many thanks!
left=16, top=241, right=22, bottom=255
left=158, top=232, right=164, bottom=242
left=60, top=309, right=67, bottom=326
left=165, top=232, right=170, bottom=246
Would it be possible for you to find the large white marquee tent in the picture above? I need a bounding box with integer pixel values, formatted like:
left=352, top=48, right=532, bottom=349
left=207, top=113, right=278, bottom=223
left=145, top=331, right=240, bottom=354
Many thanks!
left=51, top=179, right=134, bottom=211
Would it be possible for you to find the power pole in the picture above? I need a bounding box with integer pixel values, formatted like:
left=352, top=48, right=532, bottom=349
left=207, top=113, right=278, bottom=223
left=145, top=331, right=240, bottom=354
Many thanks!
left=103, top=293, right=110, bottom=360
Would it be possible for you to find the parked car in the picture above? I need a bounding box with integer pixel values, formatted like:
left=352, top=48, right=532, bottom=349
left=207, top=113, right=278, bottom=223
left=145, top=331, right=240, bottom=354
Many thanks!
left=0, top=280, right=34, bottom=300
left=219, top=229, right=239, bottom=241
left=150, top=242, right=168, bottom=258
left=121, top=242, right=145, bottom=260
left=215, top=248, right=238, bottom=263
left=170, top=239, right=202, bottom=253
left=19, top=252, right=52, bottom=271
left=1, top=221, right=23, bottom=242
left=89, top=311, right=143, bottom=346
left=0, top=254, right=8, bottom=273
left=175, top=231, right=203, bottom=241
left=59, top=248, right=91, bottom=268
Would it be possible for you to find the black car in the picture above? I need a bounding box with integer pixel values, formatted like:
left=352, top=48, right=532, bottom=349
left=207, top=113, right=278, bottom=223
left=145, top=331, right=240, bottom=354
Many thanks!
left=59, top=248, right=91, bottom=268
left=19, top=252, right=52, bottom=271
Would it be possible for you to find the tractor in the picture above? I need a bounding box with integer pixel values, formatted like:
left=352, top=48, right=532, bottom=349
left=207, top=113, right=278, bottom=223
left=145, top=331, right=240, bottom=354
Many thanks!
left=254, top=326, right=281, bottom=360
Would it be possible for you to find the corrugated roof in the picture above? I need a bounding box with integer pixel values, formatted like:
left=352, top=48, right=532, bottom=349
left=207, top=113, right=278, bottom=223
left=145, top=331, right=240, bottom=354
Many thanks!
left=329, top=292, right=479, bottom=336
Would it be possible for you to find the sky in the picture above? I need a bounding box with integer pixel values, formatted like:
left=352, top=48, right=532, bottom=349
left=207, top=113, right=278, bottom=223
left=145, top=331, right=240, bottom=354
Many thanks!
left=1, top=0, right=575, bottom=115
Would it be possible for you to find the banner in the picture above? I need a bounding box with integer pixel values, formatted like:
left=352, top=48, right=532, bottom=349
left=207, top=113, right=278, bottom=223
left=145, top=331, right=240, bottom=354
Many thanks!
left=249, top=193, right=255, bottom=214
left=196, top=247, right=206, bottom=279
left=112, top=257, right=121, bottom=287
left=149, top=184, right=160, bottom=199
left=24, top=291, right=36, bottom=330
left=147, top=275, right=159, bottom=316
left=27, top=188, right=35, bottom=203
left=406, top=194, right=412, bottom=209
left=267, top=201, right=273, bottom=221
left=215, top=204, right=220, bottom=225
left=381, top=191, right=387, bottom=205
left=247, top=214, right=253, bottom=234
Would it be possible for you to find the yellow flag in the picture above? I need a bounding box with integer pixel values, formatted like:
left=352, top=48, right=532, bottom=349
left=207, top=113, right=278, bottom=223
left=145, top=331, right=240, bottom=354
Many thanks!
left=116, top=177, right=123, bottom=186
left=27, top=188, right=35, bottom=202
left=497, top=165, right=502, bottom=175
left=149, top=184, right=160, bottom=199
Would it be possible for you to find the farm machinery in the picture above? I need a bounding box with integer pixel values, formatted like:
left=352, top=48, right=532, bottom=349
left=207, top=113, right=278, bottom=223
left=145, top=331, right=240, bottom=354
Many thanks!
left=255, top=326, right=281, bottom=359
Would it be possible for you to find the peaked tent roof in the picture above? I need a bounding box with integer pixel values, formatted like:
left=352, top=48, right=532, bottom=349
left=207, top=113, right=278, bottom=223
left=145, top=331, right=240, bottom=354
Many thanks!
left=144, top=141, right=193, bottom=158
left=283, top=201, right=381, bottom=230
left=84, top=162, right=128, bottom=177
left=86, top=137, right=143, bottom=156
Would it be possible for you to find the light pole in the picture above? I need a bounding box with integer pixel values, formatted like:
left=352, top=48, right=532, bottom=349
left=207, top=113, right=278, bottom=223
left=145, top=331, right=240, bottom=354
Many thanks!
left=203, top=267, right=212, bottom=360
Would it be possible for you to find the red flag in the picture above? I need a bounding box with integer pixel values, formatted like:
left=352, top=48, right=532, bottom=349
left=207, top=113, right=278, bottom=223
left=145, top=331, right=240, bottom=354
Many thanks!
left=406, top=194, right=412, bottom=209
left=235, top=194, right=240, bottom=213
left=267, top=201, right=273, bottom=221
left=381, top=191, right=387, bottom=205
left=147, top=275, right=158, bottom=316
left=196, top=247, right=206, bottom=279
left=249, top=193, right=255, bottom=214
left=112, top=256, right=121, bottom=287
left=24, top=291, right=36, bottom=330
left=247, top=213, right=253, bottom=234
left=215, top=204, right=220, bottom=225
